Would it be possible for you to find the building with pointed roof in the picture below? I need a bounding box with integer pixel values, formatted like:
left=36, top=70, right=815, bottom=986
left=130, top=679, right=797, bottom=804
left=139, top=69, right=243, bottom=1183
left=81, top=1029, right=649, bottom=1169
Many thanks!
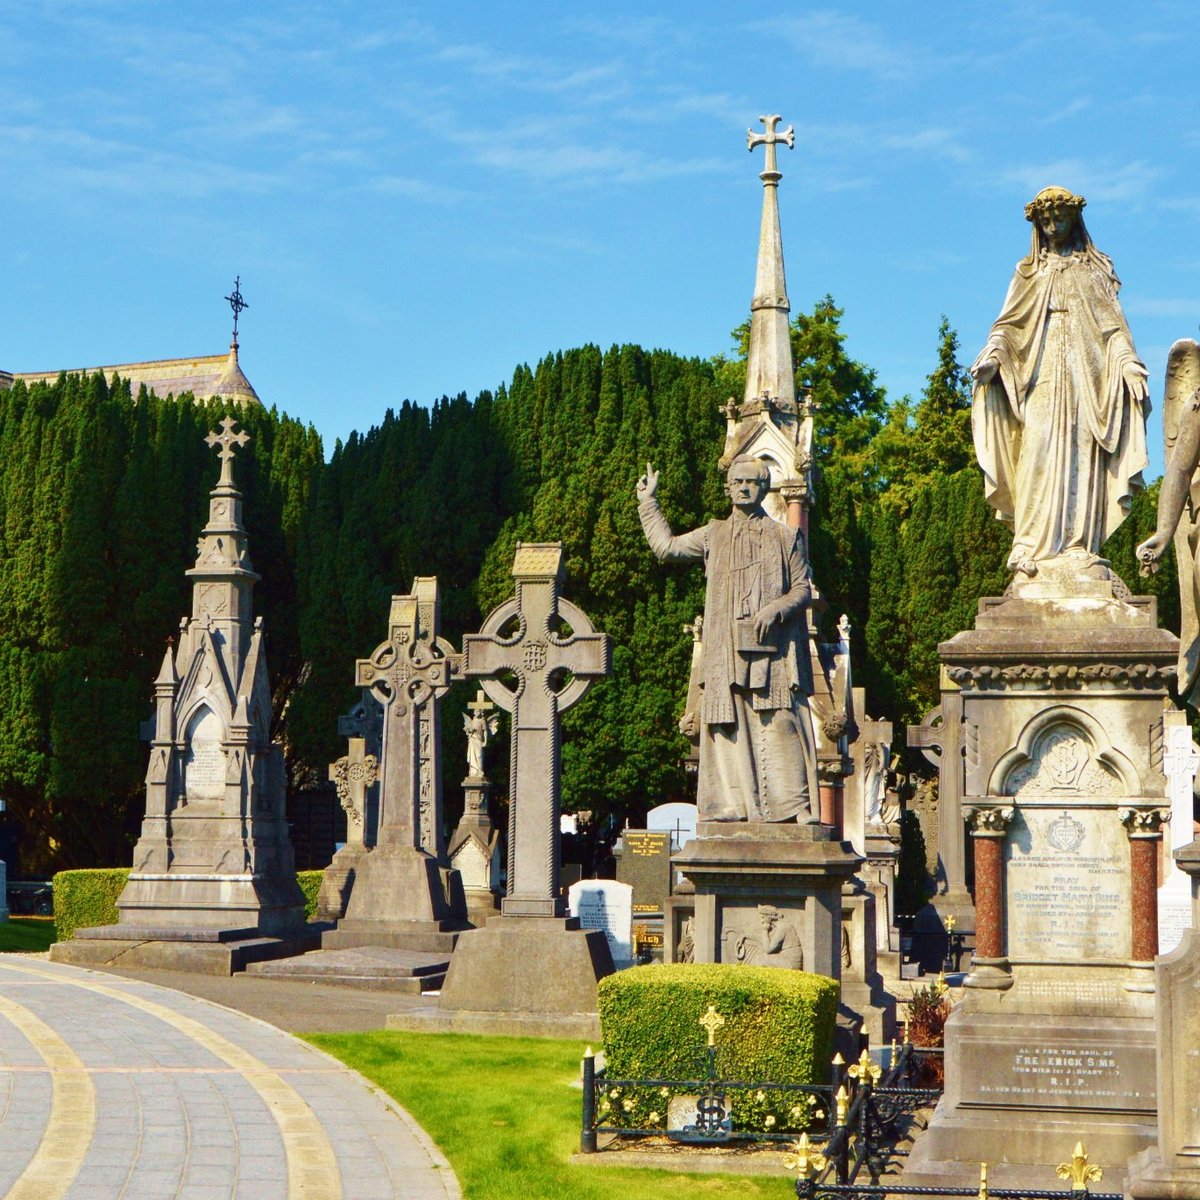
left=0, top=341, right=261, bottom=406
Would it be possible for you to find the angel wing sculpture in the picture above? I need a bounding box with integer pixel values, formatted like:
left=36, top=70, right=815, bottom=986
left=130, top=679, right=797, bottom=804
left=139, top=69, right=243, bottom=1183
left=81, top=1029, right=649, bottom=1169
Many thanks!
left=1137, top=338, right=1200, bottom=705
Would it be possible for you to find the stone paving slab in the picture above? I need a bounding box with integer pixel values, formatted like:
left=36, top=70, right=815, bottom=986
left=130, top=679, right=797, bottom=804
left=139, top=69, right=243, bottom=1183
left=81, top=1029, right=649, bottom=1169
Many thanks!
left=0, top=955, right=460, bottom=1200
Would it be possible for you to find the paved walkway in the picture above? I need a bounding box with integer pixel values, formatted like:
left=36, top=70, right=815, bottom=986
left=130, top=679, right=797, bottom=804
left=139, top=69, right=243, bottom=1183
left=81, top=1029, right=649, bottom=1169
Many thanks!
left=0, top=956, right=461, bottom=1200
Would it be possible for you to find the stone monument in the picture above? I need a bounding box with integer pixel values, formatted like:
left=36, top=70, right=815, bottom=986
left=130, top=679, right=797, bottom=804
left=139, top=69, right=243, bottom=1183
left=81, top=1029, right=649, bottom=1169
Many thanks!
left=321, top=578, right=468, bottom=952
left=1126, top=837, right=1200, bottom=1200
left=51, top=418, right=313, bottom=974
left=316, top=691, right=383, bottom=922
left=904, top=189, right=1172, bottom=1184
left=447, top=689, right=502, bottom=926
left=401, top=543, right=615, bottom=1036
left=641, top=115, right=889, bottom=1045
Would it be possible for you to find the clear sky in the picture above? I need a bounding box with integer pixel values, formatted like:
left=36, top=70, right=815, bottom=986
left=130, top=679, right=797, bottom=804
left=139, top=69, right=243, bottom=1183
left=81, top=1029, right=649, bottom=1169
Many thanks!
left=3, top=2, right=1198, bottom=474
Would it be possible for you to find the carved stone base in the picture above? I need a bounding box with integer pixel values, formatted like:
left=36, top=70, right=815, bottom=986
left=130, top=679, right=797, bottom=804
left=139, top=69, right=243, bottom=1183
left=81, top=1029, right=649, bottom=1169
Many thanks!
left=340, top=842, right=467, bottom=928
left=316, top=843, right=370, bottom=922
left=434, top=916, right=615, bottom=1019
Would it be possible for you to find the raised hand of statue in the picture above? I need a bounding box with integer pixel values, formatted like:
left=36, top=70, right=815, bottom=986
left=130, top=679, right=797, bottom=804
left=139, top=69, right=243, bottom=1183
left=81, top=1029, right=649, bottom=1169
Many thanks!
left=1123, top=361, right=1150, bottom=404
left=636, top=462, right=659, bottom=501
left=1135, top=530, right=1170, bottom=576
left=972, top=357, right=999, bottom=386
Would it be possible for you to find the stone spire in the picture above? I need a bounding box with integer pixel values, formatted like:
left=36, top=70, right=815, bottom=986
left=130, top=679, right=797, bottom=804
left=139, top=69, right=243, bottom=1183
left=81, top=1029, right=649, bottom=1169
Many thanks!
left=720, top=114, right=815, bottom=531
left=744, top=114, right=797, bottom=412
left=183, top=417, right=261, bottom=671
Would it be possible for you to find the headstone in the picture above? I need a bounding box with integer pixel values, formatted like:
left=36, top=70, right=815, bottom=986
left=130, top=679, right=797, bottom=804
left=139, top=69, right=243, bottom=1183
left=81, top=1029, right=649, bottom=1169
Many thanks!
left=50, top=419, right=312, bottom=973
left=430, top=543, right=616, bottom=1032
left=316, top=717, right=380, bottom=922
left=322, top=577, right=468, bottom=952
left=447, top=689, right=502, bottom=925
left=568, top=879, right=633, bottom=967
left=646, top=802, right=698, bottom=851
left=616, top=830, right=672, bottom=917
left=1158, top=716, right=1198, bottom=953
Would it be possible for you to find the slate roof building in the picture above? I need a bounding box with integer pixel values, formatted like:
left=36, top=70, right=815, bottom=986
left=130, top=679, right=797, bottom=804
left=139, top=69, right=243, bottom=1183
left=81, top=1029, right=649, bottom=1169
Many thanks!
left=0, top=341, right=262, bottom=406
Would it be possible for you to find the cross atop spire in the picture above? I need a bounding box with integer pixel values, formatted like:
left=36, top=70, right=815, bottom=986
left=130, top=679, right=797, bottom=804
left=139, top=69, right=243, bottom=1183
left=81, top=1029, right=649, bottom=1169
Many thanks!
left=206, top=417, right=251, bottom=490
left=747, top=114, right=795, bottom=181
left=224, top=275, right=248, bottom=348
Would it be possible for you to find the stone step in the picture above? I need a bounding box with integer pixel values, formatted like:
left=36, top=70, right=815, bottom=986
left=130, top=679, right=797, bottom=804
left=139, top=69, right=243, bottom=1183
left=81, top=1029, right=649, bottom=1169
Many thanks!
left=245, top=946, right=451, bottom=993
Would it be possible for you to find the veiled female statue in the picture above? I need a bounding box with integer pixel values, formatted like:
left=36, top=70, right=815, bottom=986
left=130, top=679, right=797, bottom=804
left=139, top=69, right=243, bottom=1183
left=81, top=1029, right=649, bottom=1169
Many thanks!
left=971, top=186, right=1149, bottom=577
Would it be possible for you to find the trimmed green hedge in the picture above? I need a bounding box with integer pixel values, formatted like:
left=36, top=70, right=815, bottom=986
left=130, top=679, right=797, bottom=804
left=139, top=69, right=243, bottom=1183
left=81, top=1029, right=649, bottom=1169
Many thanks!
left=597, top=962, right=838, bottom=1134
left=53, top=868, right=327, bottom=940
left=53, top=869, right=130, bottom=941
left=297, top=870, right=322, bottom=921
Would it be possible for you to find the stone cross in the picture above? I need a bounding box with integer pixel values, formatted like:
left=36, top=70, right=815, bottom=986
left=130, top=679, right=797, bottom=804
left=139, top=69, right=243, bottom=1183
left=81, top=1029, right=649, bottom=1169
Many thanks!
left=356, top=579, right=459, bottom=856
left=205, top=416, right=250, bottom=489
left=329, top=737, right=378, bottom=850
left=906, top=696, right=965, bottom=895
left=463, top=543, right=610, bottom=917
left=699, top=1004, right=725, bottom=1047
left=747, top=114, right=795, bottom=177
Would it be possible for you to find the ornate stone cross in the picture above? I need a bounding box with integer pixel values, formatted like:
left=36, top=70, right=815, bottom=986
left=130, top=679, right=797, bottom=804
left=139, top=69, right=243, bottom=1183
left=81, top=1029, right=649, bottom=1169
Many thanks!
left=699, top=1004, right=725, bottom=1047
left=205, top=416, right=250, bottom=489
left=356, top=578, right=459, bottom=855
left=747, top=114, right=795, bottom=178
left=329, top=737, right=379, bottom=850
left=463, top=543, right=610, bottom=917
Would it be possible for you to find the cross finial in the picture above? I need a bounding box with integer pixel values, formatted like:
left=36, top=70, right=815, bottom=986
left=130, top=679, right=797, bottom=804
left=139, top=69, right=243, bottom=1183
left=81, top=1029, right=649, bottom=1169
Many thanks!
left=224, top=275, right=249, bottom=348
left=467, top=689, right=496, bottom=717
left=747, top=114, right=794, bottom=180
left=206, top=416, right=251, bottom=489
left=698, top=1004, right=725, bottom=1047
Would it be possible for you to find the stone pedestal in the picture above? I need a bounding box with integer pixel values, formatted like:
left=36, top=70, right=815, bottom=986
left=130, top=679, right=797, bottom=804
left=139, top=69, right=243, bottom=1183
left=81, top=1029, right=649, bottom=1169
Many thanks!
left=674, top=821, right=870, bottom=1043
left=903, top=580, right=1177, bottom=1184
left=840, top=880, right=897, bottom=1044
left=448, top=775, right=500, bottom=927
left=1127, top=839, right=1200, bottom=1200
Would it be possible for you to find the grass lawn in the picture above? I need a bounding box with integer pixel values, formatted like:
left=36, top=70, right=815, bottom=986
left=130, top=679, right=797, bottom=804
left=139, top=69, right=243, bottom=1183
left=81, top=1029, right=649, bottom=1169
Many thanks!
left=307, top=1030, right=795, bottom=1200
left=0, top=918, right=56, bottom=954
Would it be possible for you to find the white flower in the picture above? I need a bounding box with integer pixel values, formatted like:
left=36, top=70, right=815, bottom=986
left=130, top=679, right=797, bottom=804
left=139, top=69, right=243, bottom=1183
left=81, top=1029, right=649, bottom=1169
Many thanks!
left=765, top=1115, right=777, bottom=1128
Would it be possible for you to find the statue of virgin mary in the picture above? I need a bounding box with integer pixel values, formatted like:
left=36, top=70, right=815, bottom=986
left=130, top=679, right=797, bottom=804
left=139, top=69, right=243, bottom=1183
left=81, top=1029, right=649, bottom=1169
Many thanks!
left=971, top=186, right=1149, bottom=577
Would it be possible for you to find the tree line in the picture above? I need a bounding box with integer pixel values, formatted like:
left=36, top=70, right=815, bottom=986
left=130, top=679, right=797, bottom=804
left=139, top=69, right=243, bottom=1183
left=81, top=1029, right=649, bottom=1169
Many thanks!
left=0, top=306, right=1178, bottom=872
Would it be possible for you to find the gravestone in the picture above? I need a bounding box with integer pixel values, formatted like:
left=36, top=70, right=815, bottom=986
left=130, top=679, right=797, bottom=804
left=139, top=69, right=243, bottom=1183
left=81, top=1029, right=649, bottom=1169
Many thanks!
left=322, top=578, right=468, bottom=952
left=616, top=830, right=672, bottom=917
left=51, top=419, right=312, bottom=974
left=1127, top=837, right=1200, bottom=1200
left=447, top=689, right=502, bottom=926
left=568, top=879, right=633, bottom=967
left=1158, top=715, right=1198, bottom=954
left=646, top=802, right=698, bottom=851
left=425, top=543, right=616, bottom=1034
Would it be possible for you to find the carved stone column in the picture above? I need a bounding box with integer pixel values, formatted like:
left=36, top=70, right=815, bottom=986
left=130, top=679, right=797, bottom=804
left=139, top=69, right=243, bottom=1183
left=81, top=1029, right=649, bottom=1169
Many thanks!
left=1121, top=807, right=1171, bottom=966
left=965, top=805, right=1013, bottom=989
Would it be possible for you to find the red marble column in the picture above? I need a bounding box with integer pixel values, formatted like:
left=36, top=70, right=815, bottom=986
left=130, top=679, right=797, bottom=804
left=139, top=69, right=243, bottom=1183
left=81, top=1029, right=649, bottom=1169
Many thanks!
left=1122, top=808, right=1169, bottom=962
left=819, top=783, right=838, bottom=828
left=972, top=832, right=1005, bottom=959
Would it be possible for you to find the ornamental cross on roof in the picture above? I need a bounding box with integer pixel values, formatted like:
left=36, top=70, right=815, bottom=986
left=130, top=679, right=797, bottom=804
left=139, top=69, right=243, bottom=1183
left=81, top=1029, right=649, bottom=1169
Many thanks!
left=747, top=114, right=794, bottom=179
left=206, top=417, right=251, bottom=489
left=224, top=275, right=248, bottom=347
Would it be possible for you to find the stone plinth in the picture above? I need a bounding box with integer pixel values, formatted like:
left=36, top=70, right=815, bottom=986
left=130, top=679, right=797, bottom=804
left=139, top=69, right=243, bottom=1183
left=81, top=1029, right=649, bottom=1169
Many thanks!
left=673, top=821, right=866, bottom=1040
left=904, top=584, right=1177, bottom=1184
left=1128, top=839, right=1200, bottom=1200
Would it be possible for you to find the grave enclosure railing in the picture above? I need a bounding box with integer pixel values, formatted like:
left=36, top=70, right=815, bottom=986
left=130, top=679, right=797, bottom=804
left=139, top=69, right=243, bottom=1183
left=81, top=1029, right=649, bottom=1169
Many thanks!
left=579, top=1040, right=944, bottom=1164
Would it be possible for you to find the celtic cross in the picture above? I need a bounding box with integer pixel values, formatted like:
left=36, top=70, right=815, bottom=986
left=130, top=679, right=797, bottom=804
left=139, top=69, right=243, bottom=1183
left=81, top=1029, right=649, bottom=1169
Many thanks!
left=747, top=114, right=794, bottom=180
left=463, top=543, right=610, bottom=917
left=698, top=1004, right=725, bottom=1047
left=205, top=417, right=250, bottom=489
left=356, top=579, right=460, bottom=853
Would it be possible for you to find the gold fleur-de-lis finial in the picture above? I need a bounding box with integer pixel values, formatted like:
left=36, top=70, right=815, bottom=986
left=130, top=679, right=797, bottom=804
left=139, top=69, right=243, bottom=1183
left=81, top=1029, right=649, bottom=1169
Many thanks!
left=835, top=1083, right=850, bottom=1125
left=848, top=1048, right=883, bottom=1086
left=784, top=1132, right=828, bottom=1179
left=1056, top=1142, right=1103, bottom=1192
left=699, top=1004, right=725, bottom=1047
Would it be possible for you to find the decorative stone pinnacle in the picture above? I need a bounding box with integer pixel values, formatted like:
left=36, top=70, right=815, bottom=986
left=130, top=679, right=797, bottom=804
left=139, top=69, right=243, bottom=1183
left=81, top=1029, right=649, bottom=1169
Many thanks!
left=698, top=1004, right=725, bottom=1047
left=747, top=114, right=795, bottom=180
left=206, top=417, right=251, bottom=490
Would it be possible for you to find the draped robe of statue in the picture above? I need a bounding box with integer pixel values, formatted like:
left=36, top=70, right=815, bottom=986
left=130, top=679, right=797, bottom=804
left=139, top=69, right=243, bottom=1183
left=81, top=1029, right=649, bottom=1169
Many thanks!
left=972, top=225, right=1149, bottom=570
left=639, top=497, right=818, bottom=822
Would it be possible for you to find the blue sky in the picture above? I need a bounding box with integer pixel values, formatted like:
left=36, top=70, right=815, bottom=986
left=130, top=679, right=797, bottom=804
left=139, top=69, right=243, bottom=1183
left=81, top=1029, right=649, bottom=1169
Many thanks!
left=3, top=2, right=1198, bottom=474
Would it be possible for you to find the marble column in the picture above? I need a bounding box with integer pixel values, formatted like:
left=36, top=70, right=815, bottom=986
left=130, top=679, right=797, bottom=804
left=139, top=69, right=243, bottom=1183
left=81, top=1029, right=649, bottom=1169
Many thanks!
left=1121, top=808, right=1171, bottom=963
left=965, top=805, right=1013, bottom=989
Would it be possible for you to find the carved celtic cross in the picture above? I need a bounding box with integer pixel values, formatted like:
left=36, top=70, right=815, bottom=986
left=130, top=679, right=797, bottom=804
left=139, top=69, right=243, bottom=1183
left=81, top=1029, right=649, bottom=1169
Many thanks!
left=205, top=416, right=251, bottom=489
left=463, top=543, right=610, bottom=917
left=747, top=114, right=794, bottom=178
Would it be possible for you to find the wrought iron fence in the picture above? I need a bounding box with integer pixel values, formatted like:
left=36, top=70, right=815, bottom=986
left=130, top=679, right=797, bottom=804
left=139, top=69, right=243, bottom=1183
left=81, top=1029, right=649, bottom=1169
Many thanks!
left=579, top=1019, right=943, bottom=1159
